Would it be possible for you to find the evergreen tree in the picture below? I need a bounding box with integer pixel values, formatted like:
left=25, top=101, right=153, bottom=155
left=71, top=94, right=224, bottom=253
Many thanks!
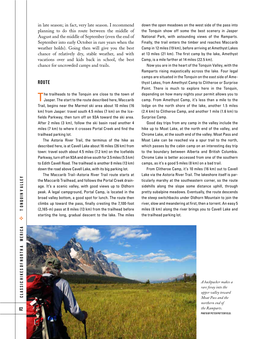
left=191, top=273, right=196, bottom=282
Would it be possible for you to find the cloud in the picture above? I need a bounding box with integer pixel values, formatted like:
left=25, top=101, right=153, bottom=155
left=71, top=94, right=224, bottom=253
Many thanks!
left=75, top=227, right=102, bottom=242
left=27, top=225, right=58, bottom=243
left=110, top=227, right=151, bottom=240
left=118, top=241, right=131, bottom=248
left=104, top=252, right=196, bottom=263
left=105, top=253, right=135, bottom=261
left=141, top=252, right=166, bottom=258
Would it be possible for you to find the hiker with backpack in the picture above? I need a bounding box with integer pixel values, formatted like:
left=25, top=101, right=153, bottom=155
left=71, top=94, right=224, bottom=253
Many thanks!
left=27, top=258, right=88, bottom=339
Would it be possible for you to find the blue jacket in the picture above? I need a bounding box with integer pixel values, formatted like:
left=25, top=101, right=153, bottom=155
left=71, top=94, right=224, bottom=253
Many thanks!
left=42, top=273, right=85, bottom=321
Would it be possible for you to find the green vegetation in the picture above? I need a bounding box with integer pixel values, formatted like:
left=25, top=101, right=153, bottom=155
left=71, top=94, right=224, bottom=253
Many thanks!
left=60, top=274, right=140, bottom=284
left=183, top=274, right=196, bottom=283
left=62, top=282, right=196, bottom=339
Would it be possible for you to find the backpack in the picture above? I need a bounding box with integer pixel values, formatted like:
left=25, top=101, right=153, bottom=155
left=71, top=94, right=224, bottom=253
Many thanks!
left=26, top=274, right=60, bottom=339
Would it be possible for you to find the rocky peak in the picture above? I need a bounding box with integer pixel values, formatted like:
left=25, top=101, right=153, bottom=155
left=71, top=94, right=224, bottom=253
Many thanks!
left=96, top=250, right=107, bottom=261
left=110, top=262, right=122, bottom=277
left=89, top=247, right=95, bottom=254
left=65, top=238, right=83, bottom=251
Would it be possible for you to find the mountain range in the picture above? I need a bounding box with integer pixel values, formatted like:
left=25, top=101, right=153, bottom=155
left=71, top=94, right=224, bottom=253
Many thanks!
left=27, top=235, right=122, bottom=277
left=150, top=273, right=195, bottom=284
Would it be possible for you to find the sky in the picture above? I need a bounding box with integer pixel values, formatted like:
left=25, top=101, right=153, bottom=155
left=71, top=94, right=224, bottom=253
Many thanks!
left=27, top=225, right=196, bottom=281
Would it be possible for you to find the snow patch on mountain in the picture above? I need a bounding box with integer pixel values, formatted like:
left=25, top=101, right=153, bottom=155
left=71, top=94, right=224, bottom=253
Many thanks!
left=70, top=248, right=77, bottom=258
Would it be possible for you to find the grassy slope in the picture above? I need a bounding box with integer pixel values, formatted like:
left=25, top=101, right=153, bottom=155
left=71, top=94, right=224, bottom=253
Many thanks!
left=62, top=282, right=196, bottom=339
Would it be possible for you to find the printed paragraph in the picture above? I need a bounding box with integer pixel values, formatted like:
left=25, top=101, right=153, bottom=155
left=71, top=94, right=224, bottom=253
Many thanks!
left=37, top=23, right=135, bottom=68
left=201, top=280, right=233, bottom=315
left=140, top=120, right=239, bottom=217
left=36, top=92, right=135, bottom=218
left=141, top=23, right=238, bottom=114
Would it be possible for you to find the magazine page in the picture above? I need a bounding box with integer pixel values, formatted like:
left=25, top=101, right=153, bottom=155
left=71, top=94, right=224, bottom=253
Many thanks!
left=1, top=0, right=264, bottom=338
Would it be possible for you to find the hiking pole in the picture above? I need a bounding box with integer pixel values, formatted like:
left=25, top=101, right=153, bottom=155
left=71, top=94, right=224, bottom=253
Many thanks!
left=41, top=304, right=50, bottom=339
left=83, top=320, right=87, bottom=339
